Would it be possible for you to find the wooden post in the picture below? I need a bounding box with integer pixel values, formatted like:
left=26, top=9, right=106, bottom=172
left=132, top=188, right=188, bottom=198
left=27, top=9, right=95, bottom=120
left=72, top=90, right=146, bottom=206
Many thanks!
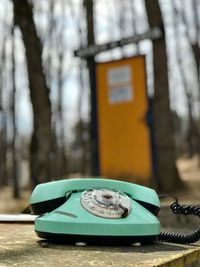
left=84, top=0, right=99, bottom=175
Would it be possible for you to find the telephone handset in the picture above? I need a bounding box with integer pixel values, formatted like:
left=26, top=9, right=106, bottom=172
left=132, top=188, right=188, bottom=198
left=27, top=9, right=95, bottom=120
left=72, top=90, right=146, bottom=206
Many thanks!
left=30, top=178, right=160, bottom=215
left=30, top=178, right=200, bottom=245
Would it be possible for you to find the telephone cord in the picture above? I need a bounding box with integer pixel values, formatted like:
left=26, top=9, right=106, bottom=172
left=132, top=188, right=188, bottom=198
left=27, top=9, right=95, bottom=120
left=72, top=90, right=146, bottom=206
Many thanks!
left=158, top=202, right=200, bottom=244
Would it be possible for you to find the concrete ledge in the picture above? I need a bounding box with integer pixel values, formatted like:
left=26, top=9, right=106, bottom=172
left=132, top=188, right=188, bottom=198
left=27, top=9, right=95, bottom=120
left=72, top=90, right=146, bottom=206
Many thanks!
left=0, top=223, right=200, bottom=267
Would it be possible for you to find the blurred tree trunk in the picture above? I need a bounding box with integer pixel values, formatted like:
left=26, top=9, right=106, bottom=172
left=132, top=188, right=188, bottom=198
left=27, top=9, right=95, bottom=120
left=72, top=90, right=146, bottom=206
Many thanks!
left=191, top=0, right=200, bottom=83
left=84, top=0, right=99, bottom=175
left=188, top=1, right=200, bottom=156
left=0, top=36, right=8, bottom=187
left=77, top=63, right=89, bottom=174
left=178, top=2, right=200, bottom=146
left=11, top=26, right=19, bottom=198
left=144, top=0, right=182, bottom=190
left=172, top=1, right=200, bottom=157
left=43, top=0, right=58, bottom=179
left=117, top=1, right=127, bottom=56
left=129, top=0, right=140, bottom=54
left=45, top=0, right=55, bottom=87
left=56, top=42, right=68, bottom=178
left=12, top=0, right=52, bottom=187
left=0, top=113, right=7, bottom=187
left=46, top=0, right=68, bottom=179
left=75, top=1, right=89, bottom=175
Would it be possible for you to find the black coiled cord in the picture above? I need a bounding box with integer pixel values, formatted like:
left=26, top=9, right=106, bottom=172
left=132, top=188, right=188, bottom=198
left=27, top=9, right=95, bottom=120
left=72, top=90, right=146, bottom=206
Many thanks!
left=158, top=202, right=200, bottom=244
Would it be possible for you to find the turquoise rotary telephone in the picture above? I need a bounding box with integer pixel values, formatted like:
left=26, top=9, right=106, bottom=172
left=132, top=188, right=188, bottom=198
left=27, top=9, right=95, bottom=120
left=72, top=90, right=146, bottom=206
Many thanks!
left=30, top=178, right=200, bottom=245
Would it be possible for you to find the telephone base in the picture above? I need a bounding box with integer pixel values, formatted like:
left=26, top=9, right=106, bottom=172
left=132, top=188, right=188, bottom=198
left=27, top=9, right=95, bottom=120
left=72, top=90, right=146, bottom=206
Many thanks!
left=30, top=179, right=161, bottom=245
left=36, top=231, right=158, bottom=245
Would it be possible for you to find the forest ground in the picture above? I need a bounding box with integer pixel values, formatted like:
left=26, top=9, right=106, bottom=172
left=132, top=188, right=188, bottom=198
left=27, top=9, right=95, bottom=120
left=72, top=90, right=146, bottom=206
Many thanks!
left=0, top=155, right=200, bottom=213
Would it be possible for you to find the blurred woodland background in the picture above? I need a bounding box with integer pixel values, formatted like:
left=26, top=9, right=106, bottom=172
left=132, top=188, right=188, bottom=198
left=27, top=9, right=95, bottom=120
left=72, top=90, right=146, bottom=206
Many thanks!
left=0, top=0, right=200, bottom=204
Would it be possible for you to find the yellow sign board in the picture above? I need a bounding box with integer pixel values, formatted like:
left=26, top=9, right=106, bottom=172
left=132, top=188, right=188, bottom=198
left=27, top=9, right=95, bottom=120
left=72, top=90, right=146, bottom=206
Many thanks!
left=96, top=56, right=152, bottom=184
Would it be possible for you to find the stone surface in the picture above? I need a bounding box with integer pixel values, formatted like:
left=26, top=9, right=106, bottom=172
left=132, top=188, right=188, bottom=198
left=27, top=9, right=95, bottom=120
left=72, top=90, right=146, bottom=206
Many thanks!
left=0, top=223, right=200, bottom=267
